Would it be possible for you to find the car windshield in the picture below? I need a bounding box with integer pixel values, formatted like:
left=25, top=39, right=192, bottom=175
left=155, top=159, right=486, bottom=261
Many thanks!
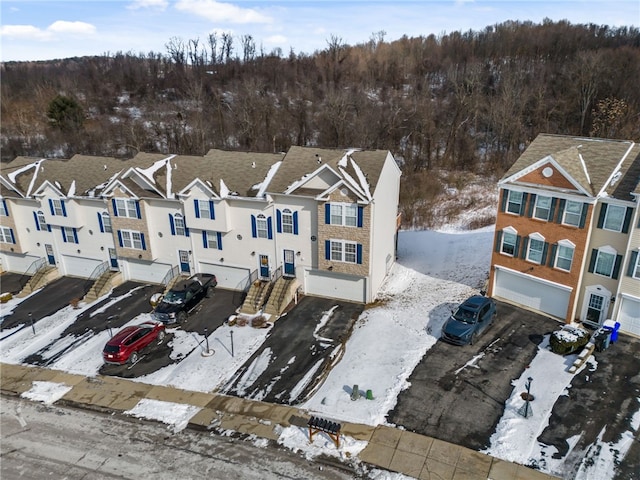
left=163, top=290, right=186, bottom=304
left=453, top=307, right=477, bottom=324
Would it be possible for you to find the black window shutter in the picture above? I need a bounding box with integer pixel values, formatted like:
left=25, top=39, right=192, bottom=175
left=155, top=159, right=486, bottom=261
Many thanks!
left=597, top=204, right=607, bottom=229
left=500, top=189, right=508, bottom=212
left=526, top=194, right=535, bottom=217
left=579, top=203, right=589, bottom=228
left=515, top=235, right=521, bottom=257
left=520, top=237, right=529, bottom=259
left=556, top=199, right=566, bottom=223
left=627, top=250, right=639, bottom=277
left=622, top=207, right=633, bottom=233
left=549, top=244, right=558, bottom=267
left=541, top=242, right=549, bottom=265
left=588, top=249, right=597, bottom=273
left=520, top=193, right=528, bottom=216
left=612, top=254, right=623, bottom=279
left=494, top=231, right=503, bottom=253
left=549, top=198, right=557, bottom=221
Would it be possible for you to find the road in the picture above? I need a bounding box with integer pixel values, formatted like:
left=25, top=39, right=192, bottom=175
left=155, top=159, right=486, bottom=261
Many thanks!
left=0, top=395, right=357, bottom=480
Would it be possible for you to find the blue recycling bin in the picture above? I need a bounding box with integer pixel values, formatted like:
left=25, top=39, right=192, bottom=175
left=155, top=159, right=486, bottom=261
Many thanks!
left=603, top=320, right=620, bottom=343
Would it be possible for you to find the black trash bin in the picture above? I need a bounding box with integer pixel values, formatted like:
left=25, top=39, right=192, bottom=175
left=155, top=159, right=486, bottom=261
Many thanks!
left=593, top=327, right=611, bottom=352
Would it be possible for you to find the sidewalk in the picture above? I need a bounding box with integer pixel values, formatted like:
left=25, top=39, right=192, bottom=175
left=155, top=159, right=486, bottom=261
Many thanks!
left=1, top=362, right=556, bottom=480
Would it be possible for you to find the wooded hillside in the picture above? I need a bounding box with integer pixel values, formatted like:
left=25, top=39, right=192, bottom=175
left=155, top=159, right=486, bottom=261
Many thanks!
left=2, top=20, right=639, bottom=227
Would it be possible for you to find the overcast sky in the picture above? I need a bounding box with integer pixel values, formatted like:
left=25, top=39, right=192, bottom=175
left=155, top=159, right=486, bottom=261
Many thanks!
left=1, top=0, right=639, bottom=62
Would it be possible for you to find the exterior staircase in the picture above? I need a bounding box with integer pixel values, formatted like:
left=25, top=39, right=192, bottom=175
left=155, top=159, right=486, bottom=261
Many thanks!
left=264, top=277, right=298, bottom=317
left=17, top=266, right=60, bottom=297
left=83, top=271, right=123, bottom=303
left=240, top=280, right=272, bottom=315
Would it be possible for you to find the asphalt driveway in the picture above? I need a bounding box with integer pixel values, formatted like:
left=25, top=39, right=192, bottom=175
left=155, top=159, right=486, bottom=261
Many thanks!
left=221, top=295, right=364, bottom=404
left=387, top=300, right=640, bottom=479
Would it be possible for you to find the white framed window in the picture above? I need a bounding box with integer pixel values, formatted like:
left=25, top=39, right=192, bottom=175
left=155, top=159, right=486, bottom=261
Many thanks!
left=0, top=226, right=14, bottom=243
left=51, top=199, right=64, bottom=216
left=37, top=211, right=48, bottom=230
left=594, top=249, right=616, bottom=277
left=196, top=199, right=213, bottom=219
left=562, top=200, right=582, bottom=227
left=121, top=230, right=144, bottom=250
left=533, top=196, right=552, bottom=221
left=506, top=191, right=524, bottom=215
left=256, top=214, right=268, bottom=239
left=555, top=240, right=575, bottom=271
left=527, top=236, right=545, bottom=264
left=0, top=200, right=7, bottom=216
left=603, top=204, right=625, bottom=232
left=330, top=203, right=358, bottom=226
left=330, top=240, right=358, bottom=263
left=282, top=209, right=293, bottom=234
left=174, top=213, right=186, bottom=236
left=62, top=227, right=78, bottom=243
left=204, top=231, right=220, bottom=249
left=102, top=213, right=112, bottom=233
left=114, top=198, right=139, bottom=218
left=633, top=254, right=640, bottom=279
left=500, top=228, right=517, bottom=256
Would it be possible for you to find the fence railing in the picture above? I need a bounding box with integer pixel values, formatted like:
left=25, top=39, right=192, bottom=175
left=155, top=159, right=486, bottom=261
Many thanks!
left=19, top=257, right=47, bottom=288
left=161, top=265, right=180, bottom=286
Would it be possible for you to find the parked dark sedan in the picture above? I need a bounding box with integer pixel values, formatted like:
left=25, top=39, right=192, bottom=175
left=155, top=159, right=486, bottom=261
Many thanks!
left=441, top=295, right=497, bottom=345
left=152, top=273, right=217, bottom=324
left=103, top=321, right=165, bottom=365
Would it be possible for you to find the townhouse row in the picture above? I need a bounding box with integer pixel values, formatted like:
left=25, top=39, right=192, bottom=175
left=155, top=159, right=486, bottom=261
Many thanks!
left=0, top=147, right=402, bottom=304
left=488, top=133, right=640, bottom=338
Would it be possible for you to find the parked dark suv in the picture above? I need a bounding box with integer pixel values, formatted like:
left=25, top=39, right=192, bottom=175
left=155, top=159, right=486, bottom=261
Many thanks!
left=152, top=273, right=217, bottom=324
left=441, top=295, right=497, bottom=345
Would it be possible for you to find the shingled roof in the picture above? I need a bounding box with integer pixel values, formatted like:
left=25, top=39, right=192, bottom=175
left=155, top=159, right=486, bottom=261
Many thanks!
left=503, top=134, right=638, bottom=198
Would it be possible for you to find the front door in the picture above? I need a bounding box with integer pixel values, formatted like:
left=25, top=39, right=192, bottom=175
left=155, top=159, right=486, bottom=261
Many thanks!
left=45, top=244, right=55, bottom=265
left=179, top=250, right=190, bottom=274
left=259, top=254, right=270, bottom=279
left=108, top=248, right=119, bottom=270
left=586, top=293, right=606, bottom=325
left=283, top=249, right=295, bottom=276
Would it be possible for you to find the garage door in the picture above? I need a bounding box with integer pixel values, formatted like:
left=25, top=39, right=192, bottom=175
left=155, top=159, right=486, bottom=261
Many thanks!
left=493, top=266, right=571, bottom=319
left=0, top=253, right=40, bottom=274
left=62, top=255, right=102, bottom=278
left=124, top=259, right=171, bottom=284
left=199, top=262, right=250, bottom=290
left=617, top=295, right=640, bottom=337
left=305, top=270, right=366, bottom=303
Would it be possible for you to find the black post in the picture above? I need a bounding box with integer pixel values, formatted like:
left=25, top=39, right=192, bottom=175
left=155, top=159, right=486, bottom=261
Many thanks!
left=230, top=330, right=234, bottom=357
left=204, top=327, right=210, bottom=352
left=524, top=377, right=532, bottom=417
left=29, top=312, right=35, bottom=334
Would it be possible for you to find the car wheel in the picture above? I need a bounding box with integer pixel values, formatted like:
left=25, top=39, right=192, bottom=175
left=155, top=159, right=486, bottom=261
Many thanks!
left=470, top=332, right=477, bottom=345
left=177, top=311, right=187, bottom=323
left=206, top=286, right=213, bottom=298
left=157, top=330, right=165, bottom=343
left=129, top=351, right=139, bottom=364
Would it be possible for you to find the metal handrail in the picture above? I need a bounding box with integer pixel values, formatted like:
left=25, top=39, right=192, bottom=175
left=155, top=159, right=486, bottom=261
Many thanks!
left=271, top=266, right=282, bottom=282
left=161, top=265, right=180, bottom=286
left=19, top=257, right=47, bottom=288
left=88, top=261, right=109, bottom=281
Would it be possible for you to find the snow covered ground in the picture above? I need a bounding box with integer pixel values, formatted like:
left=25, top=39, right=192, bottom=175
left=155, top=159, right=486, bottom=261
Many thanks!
left=2, top=226, right=639, bottom=480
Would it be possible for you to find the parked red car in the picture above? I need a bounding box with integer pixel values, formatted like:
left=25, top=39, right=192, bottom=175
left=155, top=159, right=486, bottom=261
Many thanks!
left=103, top=321, right=166, bottom=365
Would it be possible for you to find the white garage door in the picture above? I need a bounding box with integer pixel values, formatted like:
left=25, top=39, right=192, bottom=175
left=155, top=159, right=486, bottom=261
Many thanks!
left=617, top=296, right=640, bottom=337
left=199, top=262, right=250, bottom=290
left=305, top=270, right=366, bottom=303
left=494, top=266, right=572, bottom=319
left=124, top=259, right=171, bottom=284
left=0, top=253, right=40, bottom=274
left=62, top=255, right=102, bottom=278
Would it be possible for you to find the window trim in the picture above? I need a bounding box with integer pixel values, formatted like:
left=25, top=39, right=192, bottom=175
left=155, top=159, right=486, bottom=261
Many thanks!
left=326, top=202, right=362, bottom=227
left=202, top=230, right=222, bottom=250
left=0, top=199, right=8, bottom=216
left=62, top=226, right=78, bottom=244
left=554, top=240, right=575, bottom=272
left=633, top=252, right=640, bottom=279
left=119, top=229, right=145, bottom=250
left=256, top=214, right=268, bottom=239
left=602, top=204, right=626, bottom=232
left=0, top=226, right=15, bottom=244
left=329, top=239, right=359, bottom=264
left=526, top=236, right=545, bottom=264
left=500, top=227, right=518, bottom=257
left=533, top=195, right=552, bottom=221
left=594, top=247, right=617, bottom=277
left=506, top=190, right=524, bottom=215
left=113, top=198, right=140, bottom=219
left=562, top=200, right=583, bottom=227
left=281, top=209, right=294, bottom=234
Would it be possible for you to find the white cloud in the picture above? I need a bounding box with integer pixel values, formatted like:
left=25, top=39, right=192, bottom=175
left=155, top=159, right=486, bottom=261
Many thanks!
left=0, top=25, right=48, bottom=39
left=47, top=21, right=97, bottom=35
left=175, top=0, right=272, bottom=24
left=265, top=34, right=287, bottom=45
left=127, top=0, right=169, bottom=10
left=1, top=21, right=96, bottom=41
